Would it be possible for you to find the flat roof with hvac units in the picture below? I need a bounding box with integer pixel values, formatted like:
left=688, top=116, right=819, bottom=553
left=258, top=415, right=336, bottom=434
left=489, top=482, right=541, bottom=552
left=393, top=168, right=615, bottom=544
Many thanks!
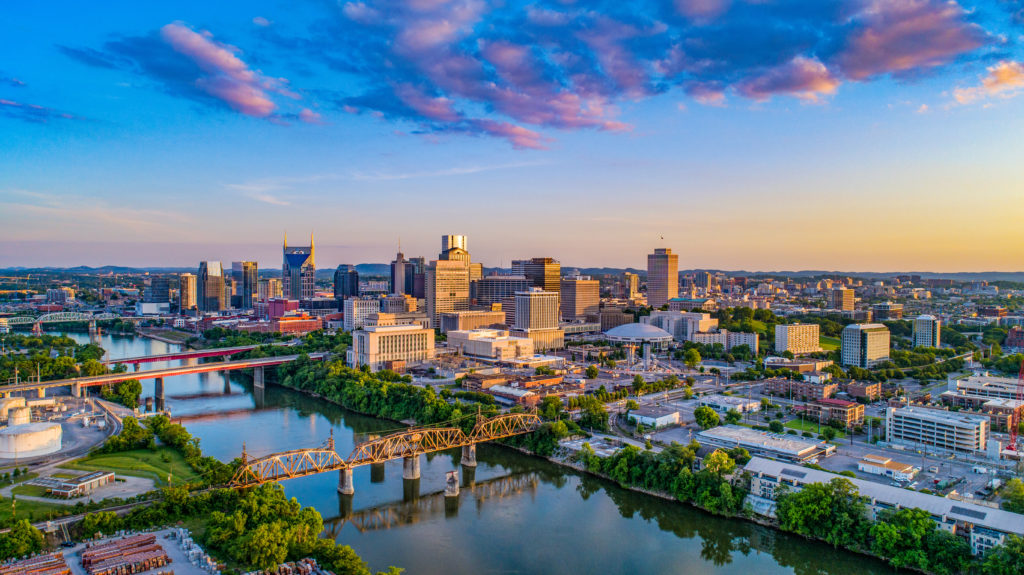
left=697, top=424, right=836, bottom=462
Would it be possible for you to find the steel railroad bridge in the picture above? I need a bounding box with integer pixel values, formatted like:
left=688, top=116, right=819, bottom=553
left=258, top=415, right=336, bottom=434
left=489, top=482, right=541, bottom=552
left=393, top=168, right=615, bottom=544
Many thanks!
left=229, top=412, right=541, bottom=495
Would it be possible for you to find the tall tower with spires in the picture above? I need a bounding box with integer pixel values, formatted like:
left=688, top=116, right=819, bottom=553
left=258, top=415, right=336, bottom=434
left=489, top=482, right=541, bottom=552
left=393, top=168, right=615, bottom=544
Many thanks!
left=282, top=231, right=316, bottom=299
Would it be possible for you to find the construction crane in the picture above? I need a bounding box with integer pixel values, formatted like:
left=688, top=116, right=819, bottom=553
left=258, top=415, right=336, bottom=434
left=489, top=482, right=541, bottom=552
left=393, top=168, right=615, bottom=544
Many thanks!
left=1009, top=358, right=1024, bottom=453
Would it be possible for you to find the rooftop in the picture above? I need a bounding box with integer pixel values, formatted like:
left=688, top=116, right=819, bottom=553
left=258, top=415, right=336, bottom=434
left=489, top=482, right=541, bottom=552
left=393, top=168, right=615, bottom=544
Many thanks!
left=698, top=425, right=826, bottom=457
left=604, top=322, right=674, bottom=342
left=746, top=457, right=1024, bottom=536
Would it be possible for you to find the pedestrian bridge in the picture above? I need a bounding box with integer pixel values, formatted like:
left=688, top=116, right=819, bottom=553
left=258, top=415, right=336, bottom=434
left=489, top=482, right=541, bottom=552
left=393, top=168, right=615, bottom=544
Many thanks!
left=229, top=413, right=541, bottom=491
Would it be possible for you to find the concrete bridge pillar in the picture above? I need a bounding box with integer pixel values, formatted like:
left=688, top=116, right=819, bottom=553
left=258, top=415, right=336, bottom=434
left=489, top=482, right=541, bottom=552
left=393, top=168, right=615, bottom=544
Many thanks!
left=37, top=387, right=45, bottom=399
left=132, top=363, right=138, bottom=372
left=337, top=468, right=355, bottom=495
left=403, top=454, right=421, bottom=480
left=71, top=383, right=81, bottom=398
left=223, top=372, right=231, bottom=394
left=445, top=470, right=459, bottom=498
left=155, top=377, right=165, bottom=411
left=461, top=443, right=477, bottom=467
left=253, top=366, right=265, bottom=390
left=370, top=462, right=386, bottom=483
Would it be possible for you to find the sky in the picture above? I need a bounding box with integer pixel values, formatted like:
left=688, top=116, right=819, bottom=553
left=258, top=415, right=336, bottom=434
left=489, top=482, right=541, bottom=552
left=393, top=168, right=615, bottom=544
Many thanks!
left=2, top=0, right=1023, bottom=272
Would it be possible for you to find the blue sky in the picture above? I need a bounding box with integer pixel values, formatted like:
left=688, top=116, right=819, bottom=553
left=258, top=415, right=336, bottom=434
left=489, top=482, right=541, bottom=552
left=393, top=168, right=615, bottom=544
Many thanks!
left=2, top=0, right=1023, bottom=271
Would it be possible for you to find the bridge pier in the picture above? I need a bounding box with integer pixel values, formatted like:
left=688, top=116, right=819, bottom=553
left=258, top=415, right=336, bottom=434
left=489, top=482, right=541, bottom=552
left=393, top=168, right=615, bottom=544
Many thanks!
left=403, top=455, right=421, bottom=480
left=253, top=366, right=264, bottom=390
left=37, top=388, right=45, bottom=399
left=461, top=464, right=476, bottom=488
left=337, top=468, right=355, bottom=495
left=223, top=372, right=231, bottom=394
left=71, top=383, right=81, bottom=398
left=461, top=443, right=477, bottom=467
left=155, top=377, right=165, bottom=411
left=132, top=363, right=138, bottom=372
left=445, top=470, right=459, bottom=498
left=370, top=462, right=386, bottom=483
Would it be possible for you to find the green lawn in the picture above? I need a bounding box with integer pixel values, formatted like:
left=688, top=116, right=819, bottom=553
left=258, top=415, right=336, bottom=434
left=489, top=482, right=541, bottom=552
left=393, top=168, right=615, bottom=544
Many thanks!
left=819, top=336, right=840, bottom=351
left=784, top=418, right=847, bottom=438
left=64, top=447, right=202, bottom=486
left=0, top=496, right=69, bottom=523
left=11, top=483, right=50, bottom=498
left=51, top=472, right=77, bottom=479
left=0, top=472, right=38, bottom=488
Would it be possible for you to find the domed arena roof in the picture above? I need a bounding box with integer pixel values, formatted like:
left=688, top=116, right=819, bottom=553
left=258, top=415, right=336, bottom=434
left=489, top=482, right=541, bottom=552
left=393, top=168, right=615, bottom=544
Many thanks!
left=604, top=323, right=674, bottom=342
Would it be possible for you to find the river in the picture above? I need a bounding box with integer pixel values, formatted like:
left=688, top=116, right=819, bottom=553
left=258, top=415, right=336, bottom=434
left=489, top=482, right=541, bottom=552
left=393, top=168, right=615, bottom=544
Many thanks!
left=58, top=331, right=892, bottom=575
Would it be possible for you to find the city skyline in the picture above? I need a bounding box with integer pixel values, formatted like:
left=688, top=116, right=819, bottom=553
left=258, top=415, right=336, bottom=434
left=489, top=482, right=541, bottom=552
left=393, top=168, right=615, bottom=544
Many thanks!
left=3, top=1, right=1024, bottom=270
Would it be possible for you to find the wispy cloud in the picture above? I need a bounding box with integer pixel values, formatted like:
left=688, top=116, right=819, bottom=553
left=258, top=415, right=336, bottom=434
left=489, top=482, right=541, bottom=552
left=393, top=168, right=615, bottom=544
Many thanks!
left=952, top=60, right=1024, bottom=104
left=248, top=192, right=291, bottom=206
left=350, top=161, right=549, bottom=181
left=0, top=190, right=193, bottom=239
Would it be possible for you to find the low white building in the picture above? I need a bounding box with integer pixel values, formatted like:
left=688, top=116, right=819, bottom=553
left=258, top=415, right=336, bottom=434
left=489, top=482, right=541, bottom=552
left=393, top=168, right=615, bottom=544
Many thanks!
left=347, top=315, right=435, bottom=371
left=447, top=329, right=534, bottom=361
left=698, top=394, right=760, bottom=414
left=856, top=454, right=918, bottom=482
left=628, top=406, right=680, bottom=428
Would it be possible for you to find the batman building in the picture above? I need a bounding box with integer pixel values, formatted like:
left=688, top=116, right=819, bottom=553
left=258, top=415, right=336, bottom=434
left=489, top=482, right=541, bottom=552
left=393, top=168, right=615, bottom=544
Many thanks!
left=283, top=233, right=316, bottom=300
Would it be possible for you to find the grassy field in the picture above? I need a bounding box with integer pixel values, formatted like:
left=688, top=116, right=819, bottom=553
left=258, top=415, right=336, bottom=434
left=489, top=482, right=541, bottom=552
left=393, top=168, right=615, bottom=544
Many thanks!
left=819, top=336, right=841, bottom=351
left=64, top=447, right=202, bottom=486
left=51, top=472, right=77, bottom=479
left=0, top=496, right=69, bottom=523
left=0, top=472, right=38, bottom=488
left=11, top=483, right=50, bottom=498
left=784, top=418, right=847, bottom=438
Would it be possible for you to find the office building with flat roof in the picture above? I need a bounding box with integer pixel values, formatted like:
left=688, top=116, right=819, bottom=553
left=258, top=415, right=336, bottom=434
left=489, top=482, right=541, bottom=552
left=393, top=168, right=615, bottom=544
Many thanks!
left=885, top=405, right=989, bottom=453
left=512, top=257, right=561, bottom=295
left=333, top=265, right=359, bottom=299
left=949, top=374, right=1022, bottom=401
left=439, top=310, right=505, bottom=333
left=475, top=275, right=532, bottom=307
left=560, top=275, right=600, bottom=321
left=841, top=323, right=890, bottom=368
left=913, top=315, right=941, bottom=348
left=828, top=287, right=854, bottom=311
left=231, top=261, right=258, bottom=309
left=344, top=298, right=381, bottom=331
left=179, top=273, right=197, bottom=312
left=426, top=259, right=471, bottom=326
left=348, top=316, right=435, bottom=371
left=512, top=288, right=564, bottom=351
left=774, top=323, right=821, bottom=355
left=799, top=398, right=865, bottom=426
left=448, top=329, right=534, bottom=361
left=644, top=311, right=717, bottom=342
left=697, top=425, right=836, bottom=463
left=872, top=302, right=904, bottom=320
left=646, top=248, right=678, bottom=308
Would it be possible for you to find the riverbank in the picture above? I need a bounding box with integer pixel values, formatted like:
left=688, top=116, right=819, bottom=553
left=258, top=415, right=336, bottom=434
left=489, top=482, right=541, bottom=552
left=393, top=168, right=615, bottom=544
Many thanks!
left=136, top=328, right=193, bottom=345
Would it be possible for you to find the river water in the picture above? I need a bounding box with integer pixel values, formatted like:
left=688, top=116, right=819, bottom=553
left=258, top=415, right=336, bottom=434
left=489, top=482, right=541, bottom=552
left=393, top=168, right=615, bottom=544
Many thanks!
left=59, top=331, right=891, bottom=575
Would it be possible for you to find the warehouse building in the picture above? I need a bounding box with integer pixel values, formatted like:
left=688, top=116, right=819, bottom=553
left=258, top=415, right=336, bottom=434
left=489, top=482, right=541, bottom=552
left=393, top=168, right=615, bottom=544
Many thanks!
left=697, top=425, right=835, bottom=463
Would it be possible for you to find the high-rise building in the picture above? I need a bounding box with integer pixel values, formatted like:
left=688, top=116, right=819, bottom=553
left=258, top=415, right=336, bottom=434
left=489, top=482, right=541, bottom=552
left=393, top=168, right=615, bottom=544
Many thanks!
left=144, top=276, right=171, bottom=304
left=623, top=272, right=639, bottom=299
left=179, top=273, right=197, bottom=312
left=441, top=234, right=467, bottom=253
left=197, top=261, right=225, bottom=313
left=512, top=288, right=564, bottom=351
left=512, top=258, right=561, bottom=295
left=913, top=315, right=941, bottom=348
left=872, top=302, right=904, bottom=320
left=390, top=248, right=407, bottom=296
left=333, top=265, right=359, bottom=299
left=407, top=257, right=426, bottom=298
left=426, top=259, right=471, bottom=326
left=829, top=287, right=855, bottom=311
left=841, top=323, right=890, bottom=368
left=775, top=323, right=822, bottom=355
left=647, top=248, right=679, bottom=308
left=231, top=261, right=258, bottom=309
left=282, top=233, right=316, bottom=300
left=476, top=275, right=532, bottom=307
left=560, top=275, right=600, bottom=321
left=344, top=298, right=381, bottom=331
left=258, top=278, right=282, bottom=301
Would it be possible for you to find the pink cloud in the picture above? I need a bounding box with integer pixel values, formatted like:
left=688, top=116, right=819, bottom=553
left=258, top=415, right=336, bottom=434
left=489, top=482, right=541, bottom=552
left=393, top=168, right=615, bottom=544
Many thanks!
left=472, top=119, right=545, bottom=149
left=394, top=83, right=461, bottom=122
left=738, top=57, right=840, bottom=101
left=252, top=17, right=272, bottom=27
left=299, top=108, right=323, bottom=123
left=837, top=0, right=988, bottom=80
left=953, top=60, right=1024, bottom=104
left=160, top=21, right=286, bottom=117
left=674, top=0, right=731, bottom=21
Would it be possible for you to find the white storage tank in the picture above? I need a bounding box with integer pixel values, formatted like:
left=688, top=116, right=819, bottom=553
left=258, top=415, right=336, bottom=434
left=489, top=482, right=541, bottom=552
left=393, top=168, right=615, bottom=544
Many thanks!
left=0, top=422, right=62, bottom=458
left=0, top=397, right=26, bottom=419
left=8, top=407, right=31, bottom=426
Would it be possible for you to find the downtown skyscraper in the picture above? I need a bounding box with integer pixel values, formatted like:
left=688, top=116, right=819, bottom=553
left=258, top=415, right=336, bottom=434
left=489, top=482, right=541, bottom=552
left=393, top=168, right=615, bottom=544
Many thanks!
left=283, top=233, right=316, bottom=300
left=647, top=248, right=678, bottom=308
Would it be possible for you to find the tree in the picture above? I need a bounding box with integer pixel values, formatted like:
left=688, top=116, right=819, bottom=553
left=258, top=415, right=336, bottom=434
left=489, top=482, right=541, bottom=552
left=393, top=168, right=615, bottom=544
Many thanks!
left=768, top=420, right=784, bottom=433
left=1000, top=478, right=1024, bottom=513
left=724, top=409, right=742, bottom=425
left=694, top=406, right=720, bottom=429
left=0, top=519, right=45, bottom=560
left=983, top=534, right=1024, bottom=575
left=632, top=374, right=647, bottom=395
left=870, top=508, right=934, bottom=571
left=586, top=365, right=599, bottom=379
left=684, top=348, right=701, bottom=369
left=775, top=478, right=870, bottom=549
left=625, top=400, right=639, bottom=411
left=703, top=449, right=735, bottom=475
left=822, top=427, right=837, bottom=441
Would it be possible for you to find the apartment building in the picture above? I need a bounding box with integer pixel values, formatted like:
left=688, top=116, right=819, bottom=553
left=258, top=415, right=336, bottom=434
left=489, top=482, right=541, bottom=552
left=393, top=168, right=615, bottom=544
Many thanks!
left=912, top=315, right=941, bottom=348
left=774, top=323, right=822, bottom=355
